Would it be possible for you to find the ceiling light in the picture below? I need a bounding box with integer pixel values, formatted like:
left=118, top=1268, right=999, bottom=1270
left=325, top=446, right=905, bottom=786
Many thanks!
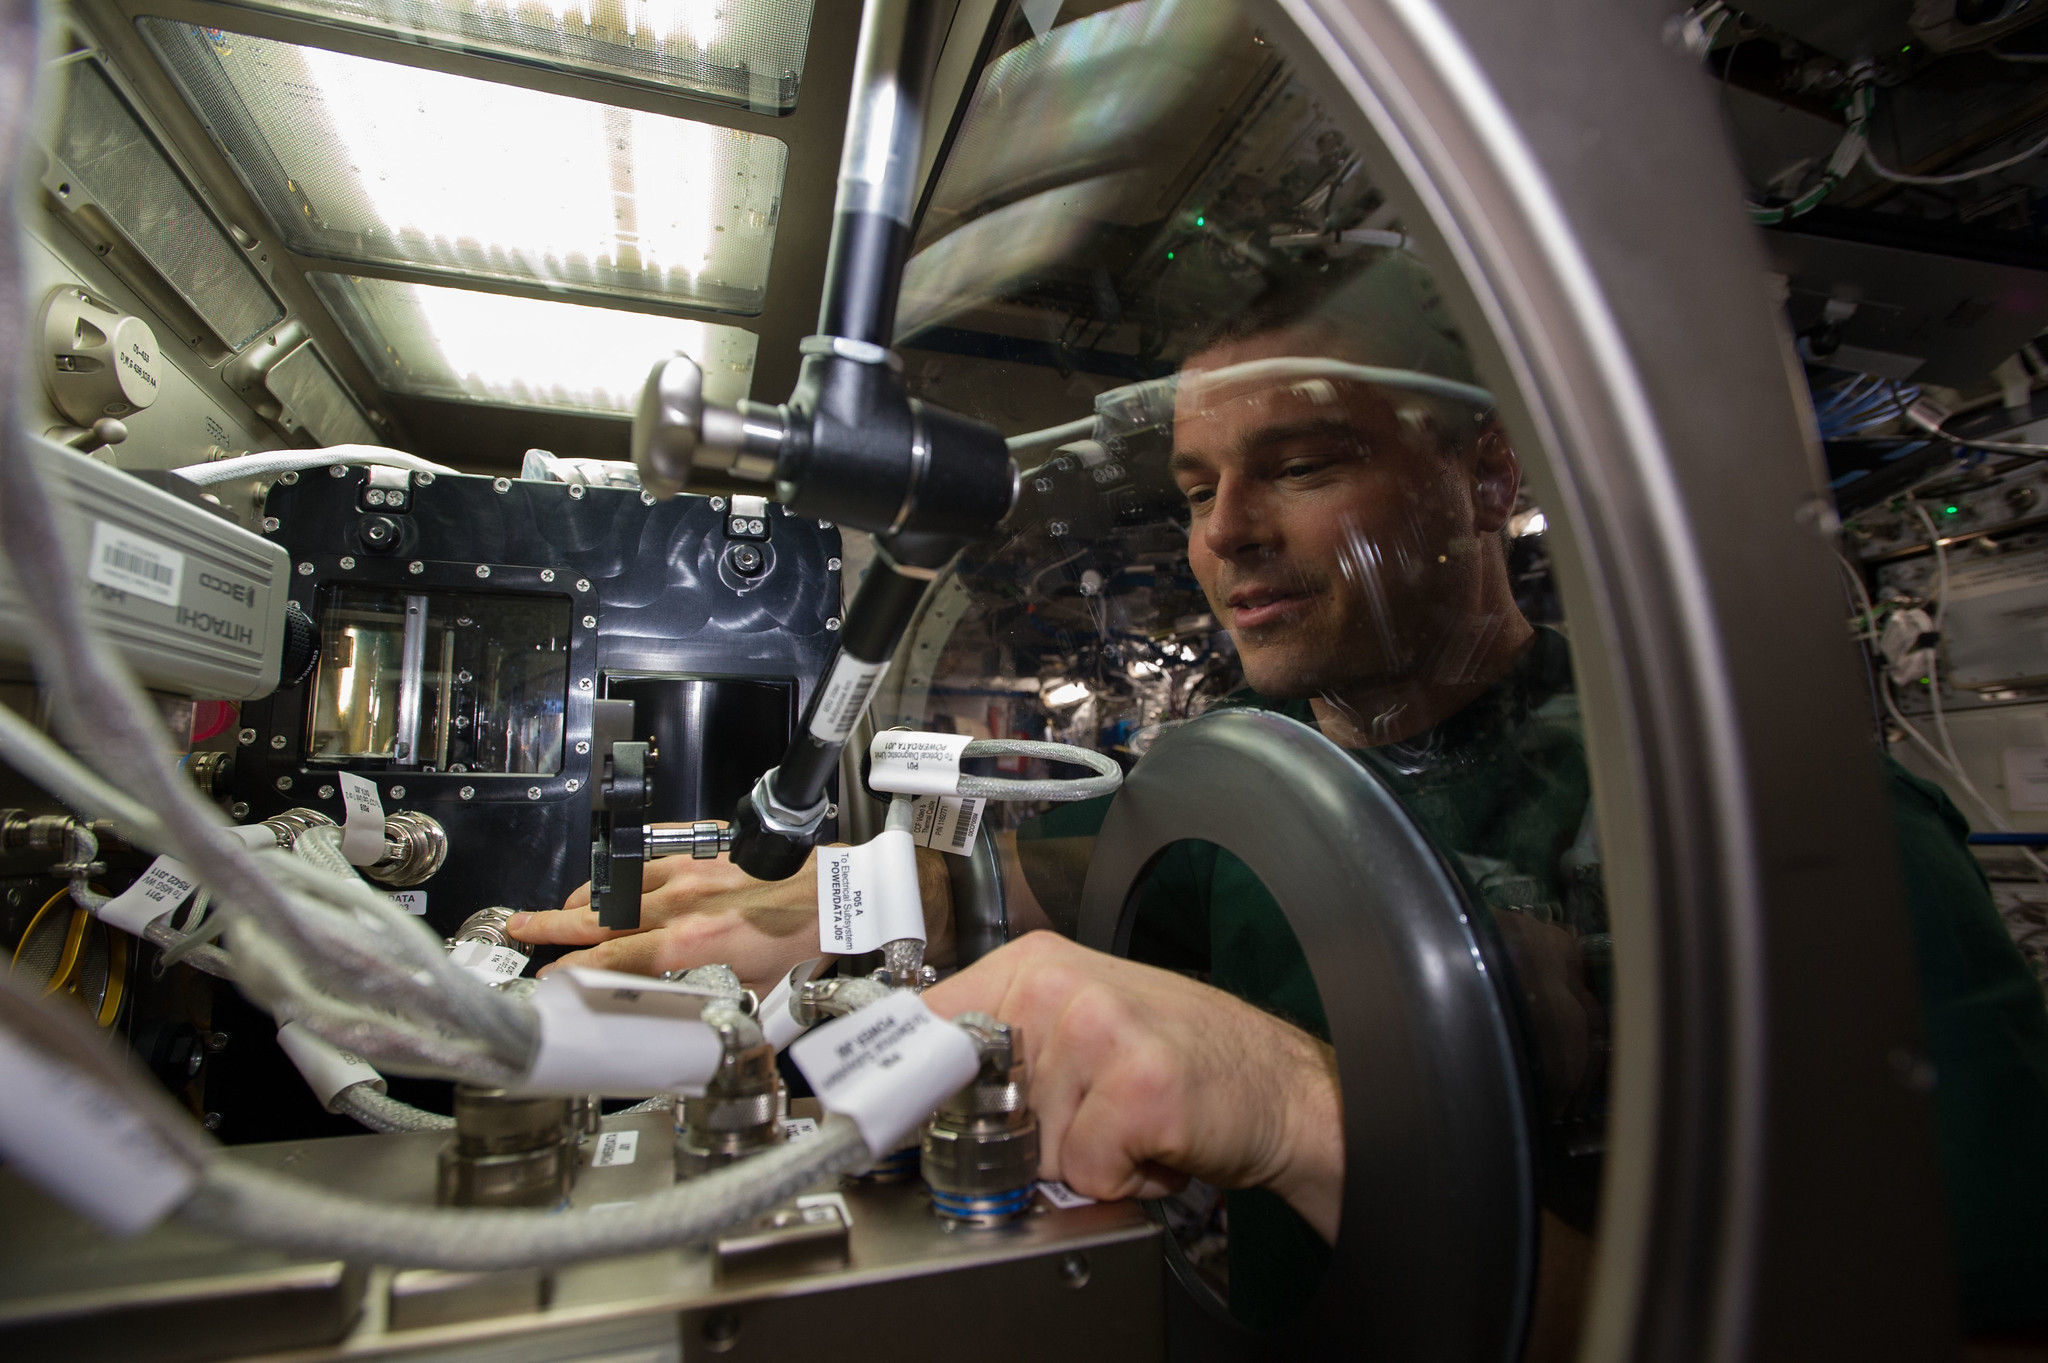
left=310, top=274, right=757, bottom=415
left=144, top=22, right=787, bottom=313
left=1044, top=681, right=1091, bottom=707
left=189, top=0, right=816, bottom=112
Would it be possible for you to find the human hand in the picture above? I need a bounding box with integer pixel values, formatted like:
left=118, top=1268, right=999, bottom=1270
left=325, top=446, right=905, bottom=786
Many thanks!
left=507, top=827, right=957, bottom=994
left=923, top=931, right=1343, bottom=1242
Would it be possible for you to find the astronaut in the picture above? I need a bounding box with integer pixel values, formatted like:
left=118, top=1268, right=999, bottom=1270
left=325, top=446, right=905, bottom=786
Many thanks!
left=510, top=253, right=2048, bottom=1335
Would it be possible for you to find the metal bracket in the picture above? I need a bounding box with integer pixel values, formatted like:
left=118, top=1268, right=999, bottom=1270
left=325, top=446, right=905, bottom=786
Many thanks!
left=591, top=739, right=654, bottom=930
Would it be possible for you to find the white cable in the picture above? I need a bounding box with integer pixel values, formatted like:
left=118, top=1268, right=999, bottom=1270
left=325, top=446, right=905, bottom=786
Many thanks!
left=1863, top=121, right=2048, bottom=186
left=172, top=446, right=458, bottom=486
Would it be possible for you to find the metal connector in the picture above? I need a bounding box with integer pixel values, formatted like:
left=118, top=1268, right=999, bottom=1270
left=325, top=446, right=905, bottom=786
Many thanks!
left=676, top=1001, right=785, bottom=1178
left=365, top=810, right=448, bottom=887
left=922, top=1012, right=1038, bottom=1224
left=644, top=821, right=734, bottom=860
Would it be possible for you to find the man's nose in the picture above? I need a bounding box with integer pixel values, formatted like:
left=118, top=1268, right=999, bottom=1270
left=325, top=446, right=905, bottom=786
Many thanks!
left=1201, top=477, right=1274, bottom=560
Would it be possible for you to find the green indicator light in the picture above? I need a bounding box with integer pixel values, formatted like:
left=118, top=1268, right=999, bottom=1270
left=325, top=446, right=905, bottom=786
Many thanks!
left=1195, top=215, right=1205, bottom=227
left=1166, top=251, right=1175, bottom=260
left=1947, top=505, right=1959, bottom=514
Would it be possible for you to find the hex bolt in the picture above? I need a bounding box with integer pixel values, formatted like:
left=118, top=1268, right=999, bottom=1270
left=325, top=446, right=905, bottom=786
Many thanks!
left=261, top=517, right=280, bottom=533
left=339, top=556, right=356, bottom=570
left=408, top=560, right=425, bottom=575
left=459, top=786, right=476, bottom=800
left=269, top=734, right=287, bottom=750
left=237, top=728, right=257, bottom=747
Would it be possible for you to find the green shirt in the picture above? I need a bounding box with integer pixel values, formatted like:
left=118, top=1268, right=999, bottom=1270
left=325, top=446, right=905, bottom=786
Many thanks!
left=1020, top=627, right=2048, bottom=1332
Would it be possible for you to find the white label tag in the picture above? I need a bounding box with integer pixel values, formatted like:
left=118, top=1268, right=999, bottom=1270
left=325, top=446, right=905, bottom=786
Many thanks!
left=389, top=890, right=427, bottom=916
left=338, top=773, right=384, bottom=866
left=796, top=1190, right=852, bottom=1227
left=788, top=993, right=981, bottom=1155
left=0, top=1027, right=197, bottom=1235
left=97, top=856, right=199, bottom=934
left=277, top=1021, right=384, bottom=1110
left=809, top=655, right=889, bottom=743
left=449, top=939, right=528, bottom=984
left=1038, top=1180, right=1098, bottom=1210
left=911, top=795, right=984, bottom=856
left=511, top=967, right=724, bottom=1097
left=590, top=1130, right=639, bottom=1167
left=2007, top=746, right=2048, bottom=812
left=781, top=1116, right=820, bottom=1140
left=868, top=731, right=973, bottom=796
left=88, top=521, right=184, bottom=607
left=817, top=828, right=926, bottom=955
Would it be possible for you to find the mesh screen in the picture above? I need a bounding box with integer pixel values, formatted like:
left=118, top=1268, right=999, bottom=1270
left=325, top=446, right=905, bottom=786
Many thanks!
left=13, top=906, right=72, bottom=991
left=144, top=22, right=788, bottom=315
left=189, top=0, right=814, bottom=112
left=49, top=63, right=285, bottom=352
left=267, top=342, right=379, bottom=445
left=310, top=272, right=759, bottom=415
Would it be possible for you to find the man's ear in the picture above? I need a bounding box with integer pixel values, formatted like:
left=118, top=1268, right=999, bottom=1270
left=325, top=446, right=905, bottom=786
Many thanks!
left=1470, top=424, right=1519, bottom=534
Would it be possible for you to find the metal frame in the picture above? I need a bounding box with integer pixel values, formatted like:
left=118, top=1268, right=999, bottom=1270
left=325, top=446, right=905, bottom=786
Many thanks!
left=1254, top=1, right=1956, bottom=1359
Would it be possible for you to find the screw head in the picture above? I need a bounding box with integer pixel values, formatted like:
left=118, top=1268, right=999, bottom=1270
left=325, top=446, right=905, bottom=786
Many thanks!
left=415, top=472, right=435, bottom=486
left=574, top=740, right=590, bottom=755
left=565, top=778, right=582, bottom=793
left=540, top=569, right=556, bottom=583
left=202, top=1112, right=223, bottom=1131
left=575, top=578, right=591, bottom=593
left=568, top=484, right=586, bottom=500
left=459, top=785, right=475, bottom=800
left=726, top=542, right=764, bottom=576
left=388, top=785, right=406, bottom=799
left=269, top=734, right=287, bottom=750
left=710, top=496, right=728, bottom=511
left=526, top=786, right=542, bottom=800
left=577, top=677, right=593, bottom=690
left=827, top=557, right=842, bottom=571
left=408, top=560, right=425, bottom=575
left=457, top=670, right=473, bottom=684
left=261, top=516, right=280, bottom=533
left=365, top=488, right=387, bottom=507
left=328, top=464, right=348, bottom=478
left=493, top=477, right=511, bottom=493
left=825, top=803, right=839, bottom=819
left=237, top=728, right=257, bottom=746
left=338, top=555, right=356, bottom=570
left=385, top=491, right=405, bottom=508
left=641, top=490, right=656, bottom=505
left=297, top=562, right=314, bottom=576
left=318, top=784, right=336, bottom=800
left=275, top=776, right=293, bottom=792
left=475, top=564, right=491, bottom=579
left=826, top=617, right=841, bottom=631
left=279, top=471, right=299, bottom=485
left=228, top=802, right=250, bottom=819
left=1059, top=1252, right=1090, bottom=1288
left=1048, top=520, right=1069, bottom=537
left=582, top=614, right=596, bottom=628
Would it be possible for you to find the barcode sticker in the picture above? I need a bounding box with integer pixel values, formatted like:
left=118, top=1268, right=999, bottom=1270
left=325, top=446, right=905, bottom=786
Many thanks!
left=1037, top=1180, right=1098, bottom=1210
left=782, top=1116, right=820, bottom=1140
left=87, top=522, right=184, bottom=607
left=808, top=655, right=888, bottom=743
left=97, top=855, right=198, bottom=934
left=869, top=731, right=972, bottom=796
left=338, top=773, right=384, bottom=866
left=817, top=828, right=925, bottom=954
left=449, top=939, right=528, bottom=984
left=911, top=796, right=984, bottom=856
left=590, top=1130, right=639, bottom=1167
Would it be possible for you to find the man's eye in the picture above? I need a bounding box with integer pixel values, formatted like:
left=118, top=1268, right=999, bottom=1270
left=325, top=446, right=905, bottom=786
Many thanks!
left=1280, top=461, right=1325, bottom=480
left=1183, top=486, right=1214, bottom=508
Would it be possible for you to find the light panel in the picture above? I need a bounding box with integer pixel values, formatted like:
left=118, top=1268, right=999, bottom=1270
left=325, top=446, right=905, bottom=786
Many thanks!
left=310, top=273, right=758, bottom=415
left=191, top=0, right=815, bottom=112
left=143, top=22, right=787, bottom=314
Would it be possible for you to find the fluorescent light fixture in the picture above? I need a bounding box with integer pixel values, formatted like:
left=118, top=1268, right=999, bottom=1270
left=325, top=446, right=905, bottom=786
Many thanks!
left=310, top=273, right=758, bottom=415
left=143, top=22, right=787, bottom=313
left=192, top=0, right=816, bottom=112
left=1044, top=681, right=1091, bottom=708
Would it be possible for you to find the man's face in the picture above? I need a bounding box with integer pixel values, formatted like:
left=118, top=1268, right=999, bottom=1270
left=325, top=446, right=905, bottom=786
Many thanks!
left=1169, top=325, right=1514, bottom=702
